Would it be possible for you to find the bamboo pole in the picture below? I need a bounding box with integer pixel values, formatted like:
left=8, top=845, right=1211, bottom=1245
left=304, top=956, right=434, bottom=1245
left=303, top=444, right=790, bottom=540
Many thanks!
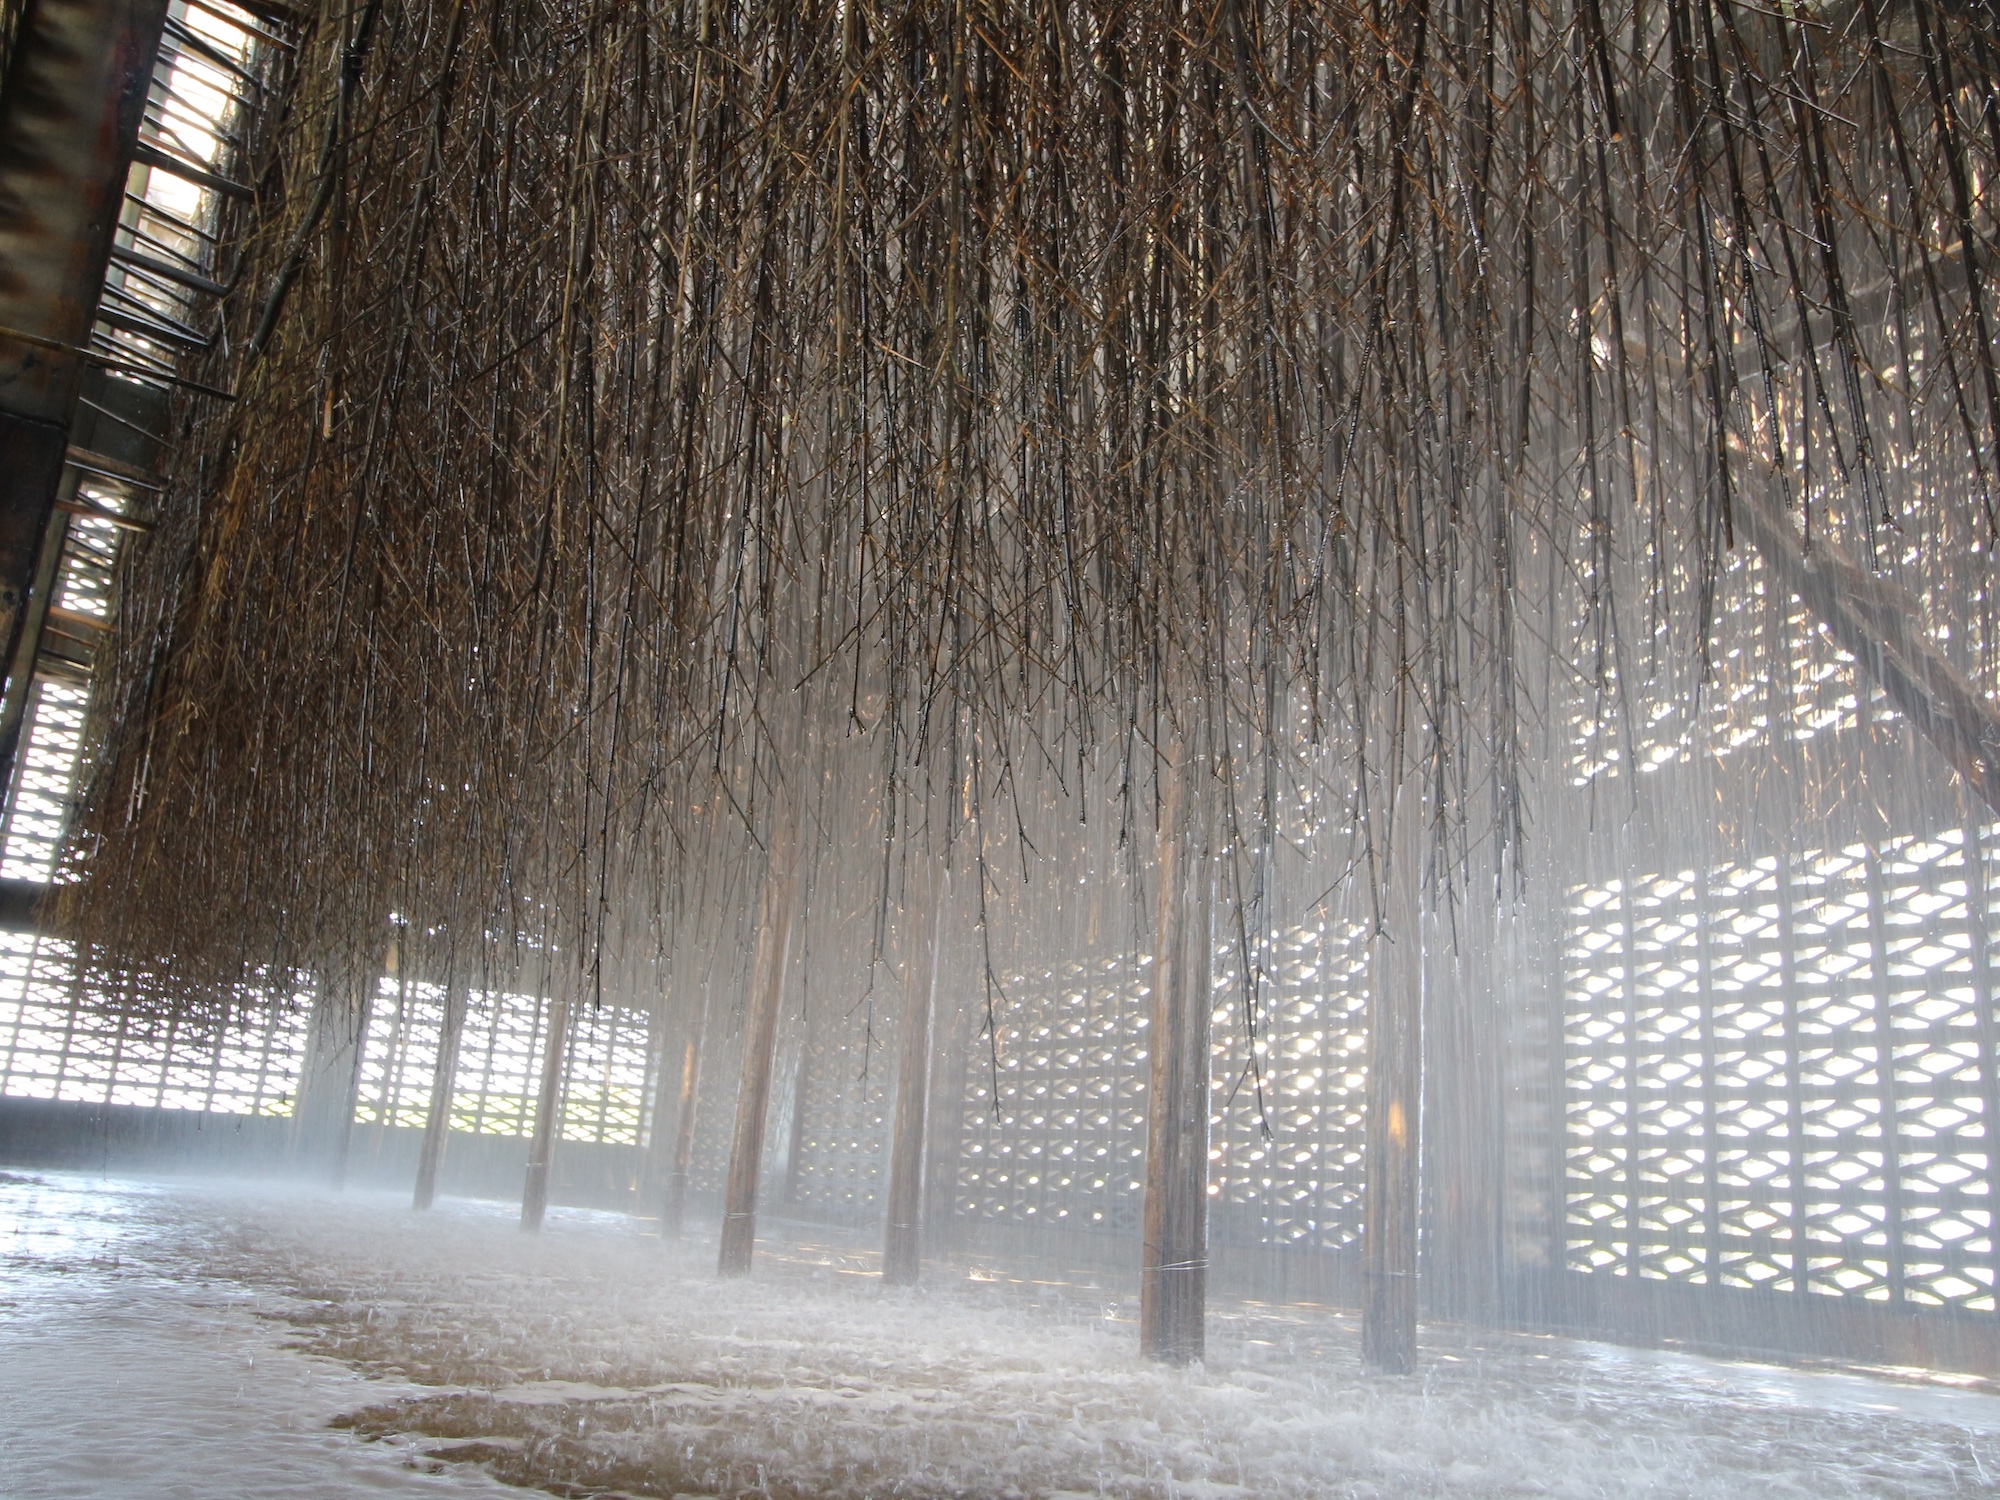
left=883, top=862, right=945, bottom=1285
left=1140, top=747, right=1211, bottom=1364
left=717, top=799, right=801, bottom=1275
left=1361, top=785, right=1424, bottom=1373
left=411, top=972, right=467, bottom=1211
left=520, top=989, right=572, bottom=1233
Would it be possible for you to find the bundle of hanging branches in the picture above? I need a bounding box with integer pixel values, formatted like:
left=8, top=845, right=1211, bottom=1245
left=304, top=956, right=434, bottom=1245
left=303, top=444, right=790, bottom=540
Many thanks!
left=53, top=0, right=2000, bottom=1006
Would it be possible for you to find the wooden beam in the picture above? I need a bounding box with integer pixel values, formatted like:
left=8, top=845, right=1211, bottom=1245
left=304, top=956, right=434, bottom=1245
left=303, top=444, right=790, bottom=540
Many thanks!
left=0, top=0, right=172, bottom=793
left=411, top=973, right=466, bottom=1212
left=717, top=800, right=801, bottom=1275
left=127, top=139, right=253, bottom=200
left=1733, top=483, right=2000, bottom=816
left=0, top=0, right=172, bottom=417
left=1362, top=788, right=1423, bottom=1373
left=882, top=863, right=945, bottom=1286
left=1140, top=748, right=1211, bottom=1364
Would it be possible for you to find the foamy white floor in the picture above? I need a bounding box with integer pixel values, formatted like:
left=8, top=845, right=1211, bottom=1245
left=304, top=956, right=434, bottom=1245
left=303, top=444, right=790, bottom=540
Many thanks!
left=0, top=1171, right=513, bottom=1498
left=2, top=1169, right=1997, bottom=1498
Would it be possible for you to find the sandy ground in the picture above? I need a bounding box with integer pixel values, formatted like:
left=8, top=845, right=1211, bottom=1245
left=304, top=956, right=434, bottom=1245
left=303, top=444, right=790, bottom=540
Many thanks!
left=3, top=1169, right=1999, bottom=1498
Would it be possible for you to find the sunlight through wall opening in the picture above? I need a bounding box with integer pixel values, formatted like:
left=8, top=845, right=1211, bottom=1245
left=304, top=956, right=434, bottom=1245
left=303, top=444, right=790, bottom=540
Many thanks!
left=1565, top=828, right=2000, bottom=1313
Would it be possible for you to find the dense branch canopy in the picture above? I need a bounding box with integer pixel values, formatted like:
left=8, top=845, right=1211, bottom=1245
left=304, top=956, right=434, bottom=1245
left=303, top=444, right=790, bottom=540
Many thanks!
left=59, top=0, right=2000, bottom=1001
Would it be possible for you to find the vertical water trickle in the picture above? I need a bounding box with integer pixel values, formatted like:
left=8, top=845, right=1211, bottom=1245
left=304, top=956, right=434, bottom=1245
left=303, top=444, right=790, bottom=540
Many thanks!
left=1141, top=742, right=1212, bottom=1364
left=884, top=860, right=946, bottom=1285
left=411, top=968, right=466, bottom=1211
left=520, top=988, right=572, bottom=1233
left=1363, top=777, right=1424, bottom=1373
left=718, top=793, right=801, bottom=1274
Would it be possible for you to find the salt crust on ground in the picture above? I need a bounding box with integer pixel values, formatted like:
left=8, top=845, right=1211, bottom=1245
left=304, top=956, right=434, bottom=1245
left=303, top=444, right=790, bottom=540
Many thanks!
left=5, top=1171, right=2000, bottom=1498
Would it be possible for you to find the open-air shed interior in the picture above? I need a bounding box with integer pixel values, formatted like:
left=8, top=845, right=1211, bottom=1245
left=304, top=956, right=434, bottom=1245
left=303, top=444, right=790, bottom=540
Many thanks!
left=6, top=0, right=2000, bottom=1495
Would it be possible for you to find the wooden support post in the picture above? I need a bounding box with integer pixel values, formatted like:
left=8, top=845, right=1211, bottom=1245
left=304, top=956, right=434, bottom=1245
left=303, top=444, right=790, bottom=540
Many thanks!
left=883, top=864, right=945, bottom=1285
left=661, top=987, right=709, bottom=1238
left=411, top=973, right=467, bottom=1211
left=718, top=802, right=801, bottom=1275
left=520, top=991, right=572, bottom=1233
left=1141, top=749, right=1211, bottom=1364
left=1362, top=790, right=1423, bottom=1373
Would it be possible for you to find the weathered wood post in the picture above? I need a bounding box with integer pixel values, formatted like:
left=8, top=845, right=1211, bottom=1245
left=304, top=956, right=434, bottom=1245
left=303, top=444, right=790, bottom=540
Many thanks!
left=1140, top=745, right=1212, bottom=1363
left=718, top=796, right=802, bottom=1275
left=412, top=970, right=468, bottom=1212
left=1362, top=785, right=1424, bottom=1372
left=520, top=986, right=573, bottom=1233
left=883, top=862, right=946, bottom=1285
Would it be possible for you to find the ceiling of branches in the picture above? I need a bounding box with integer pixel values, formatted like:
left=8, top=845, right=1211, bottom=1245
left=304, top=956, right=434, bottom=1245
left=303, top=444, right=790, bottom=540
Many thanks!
left=59, top=0, right=2000, bottom=1002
